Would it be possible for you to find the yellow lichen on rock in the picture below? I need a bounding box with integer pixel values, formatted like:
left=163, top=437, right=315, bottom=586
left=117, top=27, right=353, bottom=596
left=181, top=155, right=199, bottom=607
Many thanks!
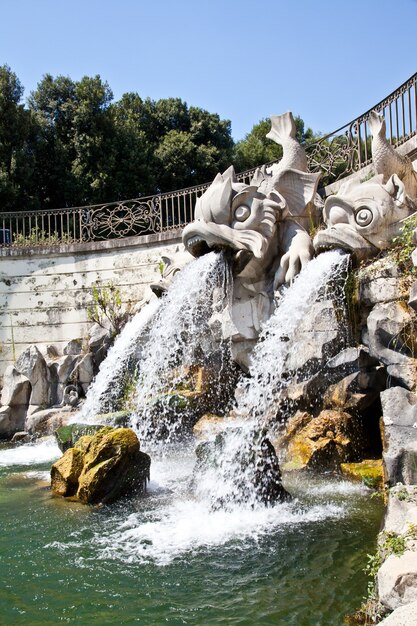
left=283, top=410, right=355, bottom=471
left=340, top=459, right=384, bottom=489
left=51, top=447, right=85, bottom=497
left=50, top=426, right=150, bottom=505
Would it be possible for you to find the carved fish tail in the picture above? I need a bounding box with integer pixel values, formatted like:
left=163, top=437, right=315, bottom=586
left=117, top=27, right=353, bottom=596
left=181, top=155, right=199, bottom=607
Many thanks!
left=368, top=110, right=386, bottom=137
left=266, top=112, right=296, bottom=145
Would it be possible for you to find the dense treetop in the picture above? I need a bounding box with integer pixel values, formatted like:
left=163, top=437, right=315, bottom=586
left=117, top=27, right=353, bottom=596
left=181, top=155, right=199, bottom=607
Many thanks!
left=0, top=65, right=319, bottom=212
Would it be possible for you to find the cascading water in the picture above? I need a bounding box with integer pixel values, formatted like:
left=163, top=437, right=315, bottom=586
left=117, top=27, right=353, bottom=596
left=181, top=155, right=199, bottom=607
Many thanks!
left=75, top=299, right=160, bottom=423
left=193, top=250, right=350, bottom=509
left=75, top=251, right=355, bottom=565
left=133, top=251, right=232, bottom=445
left=0, top=248, right=383, bottom=626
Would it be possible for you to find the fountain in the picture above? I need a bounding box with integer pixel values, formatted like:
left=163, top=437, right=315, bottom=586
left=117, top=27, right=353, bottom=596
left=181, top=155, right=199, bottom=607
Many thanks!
left=2, top=109, right=417, bottom=625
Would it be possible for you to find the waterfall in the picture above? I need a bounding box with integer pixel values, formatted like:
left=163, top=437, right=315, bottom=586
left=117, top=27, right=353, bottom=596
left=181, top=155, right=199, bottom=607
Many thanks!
left=133, top=251, right=231, bottom=445
left=236, top=249, right=349, bottom=421
left=74, top=299, right=160, bottom=424
left=193, top=250, right=350, bottom=509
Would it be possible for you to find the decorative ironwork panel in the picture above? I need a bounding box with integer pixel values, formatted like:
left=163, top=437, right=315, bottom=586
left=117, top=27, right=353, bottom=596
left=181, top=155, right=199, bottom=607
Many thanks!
left=80, top=198, right=161, bottom=242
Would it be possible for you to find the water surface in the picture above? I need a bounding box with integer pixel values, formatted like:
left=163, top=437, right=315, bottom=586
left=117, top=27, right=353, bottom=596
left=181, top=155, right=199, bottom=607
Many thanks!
left=0, top=440, right=383, bottom=626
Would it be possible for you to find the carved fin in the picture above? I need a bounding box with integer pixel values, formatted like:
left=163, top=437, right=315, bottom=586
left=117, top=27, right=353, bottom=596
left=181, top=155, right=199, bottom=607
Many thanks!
left=250, top=167, right=266, bottom=187
left=221, top=165, right=237, bottom=182
left=266, top=112, right=296, bottom=145
left=270, top=169, right=321, bottom=216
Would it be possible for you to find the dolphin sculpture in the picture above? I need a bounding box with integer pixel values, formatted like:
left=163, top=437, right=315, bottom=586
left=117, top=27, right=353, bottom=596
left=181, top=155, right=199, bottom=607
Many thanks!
left=182, top=112, right=321, bottom=368
left=313, top=111, right=417, bottom=263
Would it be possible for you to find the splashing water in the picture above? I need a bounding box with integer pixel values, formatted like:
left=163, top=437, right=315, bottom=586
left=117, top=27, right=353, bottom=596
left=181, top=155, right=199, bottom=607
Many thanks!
left=237, top=249, right=349, bottom=421
left=0, top=247, right=380, bottom=587
left=193, top=250, right=350, bottom=510
left=133, top=251, right=231, bottom=446
left=75, top=299, right=160, bottom=424
left=0, top=437, right=60, bottom=466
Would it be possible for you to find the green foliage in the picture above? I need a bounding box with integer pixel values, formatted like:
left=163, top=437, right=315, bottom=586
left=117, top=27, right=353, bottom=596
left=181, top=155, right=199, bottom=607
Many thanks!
left=233, top=115, right=318, bottom=172
left=87, top=281, right=131, bottom=335
left=354, top=526, right=417, bottom=624
left=12, top=228, right=73, bottom=247
left=1, top=64, right=328, bottom=213
left=0, top=65, right=38, bottom=211
left=391, top=214, right=417, bottom=274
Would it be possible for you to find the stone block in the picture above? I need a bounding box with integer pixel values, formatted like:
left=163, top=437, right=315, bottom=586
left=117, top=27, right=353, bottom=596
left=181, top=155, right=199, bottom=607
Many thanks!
left=0, top=405, right=27, bottom=438
left=74, top=353, right=94, bottom=385
left=378, top=600, right=417, bottom=625
left=378, top=551, right=417, bottom=611
left=366, top=301, right=417, bottom=369
left=63, top=339, right=83, bottom=356
left=381, top=386, right=417, bottom=485
left=15, top=345, right=51, bottom=407
left=1, top=366, right=31, bottom=407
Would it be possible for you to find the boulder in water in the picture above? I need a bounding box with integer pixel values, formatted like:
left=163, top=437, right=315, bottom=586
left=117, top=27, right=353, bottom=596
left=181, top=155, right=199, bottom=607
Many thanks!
left=195, top=428, right=290, bottom=507
left=51, top=446, right=85, bottom=497
left=76, top=428, right=150, bottom=505
left=51, top=426, right=151, bottom=505
left=282, top=409, right=357, bottom=471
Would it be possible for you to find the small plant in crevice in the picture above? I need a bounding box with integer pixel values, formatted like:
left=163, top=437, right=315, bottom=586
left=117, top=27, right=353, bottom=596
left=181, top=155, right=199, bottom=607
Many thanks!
left=347, top=525, right=417, bottom=625
left=391, top=214, right=417, bottom=275
left=343, top=266, right=360, bottom=343
left=87, top=281, right=132, bottom=336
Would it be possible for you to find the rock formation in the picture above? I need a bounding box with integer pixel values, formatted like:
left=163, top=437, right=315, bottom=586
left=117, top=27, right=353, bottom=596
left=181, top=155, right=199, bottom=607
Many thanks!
left=51, top=426, right=150, bottom=505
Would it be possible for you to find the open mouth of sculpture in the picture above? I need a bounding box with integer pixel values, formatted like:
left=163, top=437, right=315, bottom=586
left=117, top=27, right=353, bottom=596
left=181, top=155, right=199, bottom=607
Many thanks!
left=182, top=222, right=259, bottom=273
left=313, top=224, right=378, bottom=263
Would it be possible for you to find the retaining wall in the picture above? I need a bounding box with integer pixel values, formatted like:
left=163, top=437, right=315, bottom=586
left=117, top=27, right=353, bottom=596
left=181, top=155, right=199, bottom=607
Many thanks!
left=0, top=230, right=184, bottom=379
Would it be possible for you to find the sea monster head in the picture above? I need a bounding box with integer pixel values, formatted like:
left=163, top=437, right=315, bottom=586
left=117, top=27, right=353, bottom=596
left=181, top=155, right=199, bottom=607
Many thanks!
left=313, top=174, right=417, bottom=263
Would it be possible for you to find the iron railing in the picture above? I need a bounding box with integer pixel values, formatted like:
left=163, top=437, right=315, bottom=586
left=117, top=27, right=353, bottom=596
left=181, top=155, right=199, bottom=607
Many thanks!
left=1, top=72, right=416, bottom=249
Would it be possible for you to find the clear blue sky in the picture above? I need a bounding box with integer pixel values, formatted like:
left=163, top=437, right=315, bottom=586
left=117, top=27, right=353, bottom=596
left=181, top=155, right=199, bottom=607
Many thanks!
left=2, top=0, right=417, bottom=140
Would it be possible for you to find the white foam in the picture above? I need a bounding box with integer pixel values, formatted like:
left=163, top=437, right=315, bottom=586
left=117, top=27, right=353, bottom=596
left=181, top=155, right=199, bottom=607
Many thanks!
left=75, top=299, right=160, bottom=423
left=0, top=437, right=60, bottom=466
left=93, top=496, right=344, bottom=566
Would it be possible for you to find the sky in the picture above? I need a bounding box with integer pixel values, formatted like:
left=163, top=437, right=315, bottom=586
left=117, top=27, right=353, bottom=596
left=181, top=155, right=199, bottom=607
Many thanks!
left=1, top=0, right=417, bottom=141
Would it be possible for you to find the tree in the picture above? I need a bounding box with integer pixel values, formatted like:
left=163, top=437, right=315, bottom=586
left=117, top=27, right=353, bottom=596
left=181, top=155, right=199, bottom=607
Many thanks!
left=153, top=105, right=234, bottom=191
left=0, top=65, right=37, bottom=211
left=233, top=115, right=318, bottom=172
left=110, top=93, right=156, bottom=198
left=29, top=74, right=116, bottom=208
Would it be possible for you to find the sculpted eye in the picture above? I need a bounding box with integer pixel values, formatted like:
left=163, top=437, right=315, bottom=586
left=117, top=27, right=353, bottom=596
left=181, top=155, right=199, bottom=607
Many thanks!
left=234, top=205, right=250, bottom=222
left=355, top=206, right=373, bottom=227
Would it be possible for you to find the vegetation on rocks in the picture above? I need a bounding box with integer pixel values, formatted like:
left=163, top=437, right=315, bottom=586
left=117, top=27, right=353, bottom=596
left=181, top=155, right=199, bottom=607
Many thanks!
left=51, top=426, right=150, bottom=504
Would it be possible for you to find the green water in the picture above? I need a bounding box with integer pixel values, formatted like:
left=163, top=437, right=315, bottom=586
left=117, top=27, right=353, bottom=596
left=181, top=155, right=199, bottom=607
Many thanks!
left=0, top=441, right=383, bottom=626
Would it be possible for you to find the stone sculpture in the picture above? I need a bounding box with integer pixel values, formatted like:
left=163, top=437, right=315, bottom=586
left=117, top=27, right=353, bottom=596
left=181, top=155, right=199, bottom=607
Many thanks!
left=314, top=111, right=417, bottom=262
left=313, top=174, right=416, bottom=262
left=182, top=112, right=321, bottom=368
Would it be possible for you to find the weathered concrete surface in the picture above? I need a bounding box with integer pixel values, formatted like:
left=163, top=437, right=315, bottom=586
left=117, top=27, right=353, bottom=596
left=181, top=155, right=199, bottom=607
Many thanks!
left=0, top=233, right=186, bottom=379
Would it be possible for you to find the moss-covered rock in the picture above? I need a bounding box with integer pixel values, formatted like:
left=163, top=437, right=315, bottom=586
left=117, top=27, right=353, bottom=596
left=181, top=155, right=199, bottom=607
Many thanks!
left=340, top=459, right=384, bottom=489
left=54, top=423, right=108, bottom=453
left=51, top=447, right=85, bottom=496
left=77, top=428, right=150, bottom=504
left=50, top=426, right=151, bottom=505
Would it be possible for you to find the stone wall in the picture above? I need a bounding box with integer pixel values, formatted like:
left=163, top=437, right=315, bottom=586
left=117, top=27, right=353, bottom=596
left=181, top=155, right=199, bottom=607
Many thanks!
left=0, top=230, right=184, bottom=380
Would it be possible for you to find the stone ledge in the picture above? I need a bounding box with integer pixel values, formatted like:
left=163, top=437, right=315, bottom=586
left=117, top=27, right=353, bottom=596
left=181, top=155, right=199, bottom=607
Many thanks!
left=0, top=228, right=183, bottom=258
